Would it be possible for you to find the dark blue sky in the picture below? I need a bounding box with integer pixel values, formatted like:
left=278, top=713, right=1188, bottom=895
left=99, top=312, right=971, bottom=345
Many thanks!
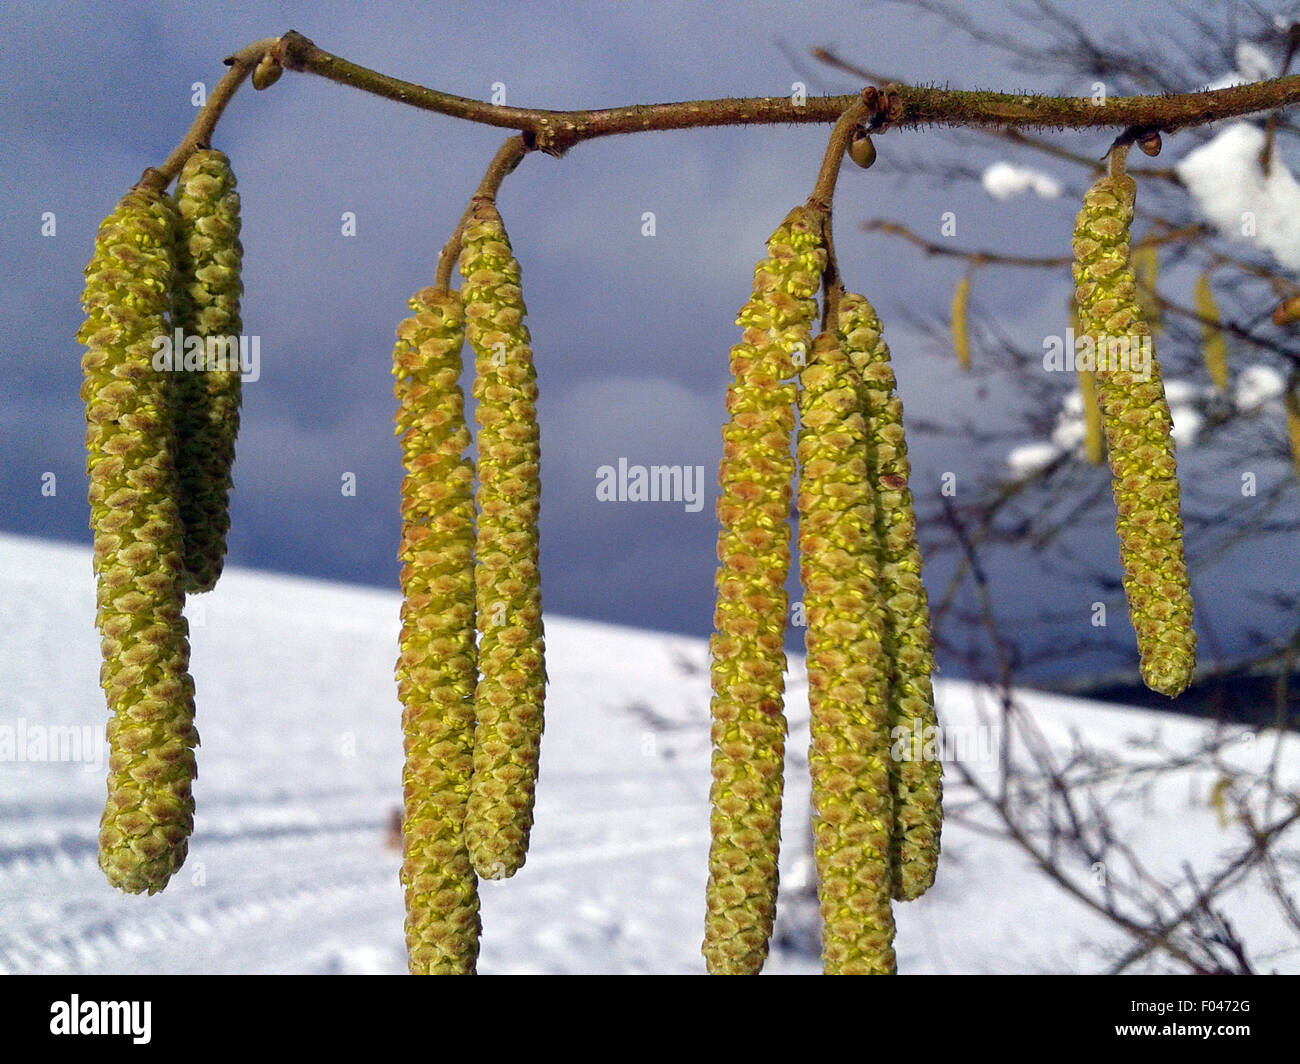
left=3, top=1, right=1297, bottom=687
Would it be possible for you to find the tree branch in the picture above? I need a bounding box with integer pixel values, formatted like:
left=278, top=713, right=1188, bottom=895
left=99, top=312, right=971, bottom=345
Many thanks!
left=273, top=29, right=1300, bottom=150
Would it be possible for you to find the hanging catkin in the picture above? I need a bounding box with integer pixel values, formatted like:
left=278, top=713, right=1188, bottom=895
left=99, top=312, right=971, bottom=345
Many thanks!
left=1132, top=241, right=1161, bottom=334
left=838, top=292, right=943, bottom=902
left=1195, top=273, right=1229, bottom=394
left=1286, top=383, right=1300, bottom=480
left=78, top=185, right=198, bottom=894
left=703, top=205, right=824, bottom=975
left=1079, top=369, right=1106, bottom=466
left=1070, top=297, right=1106, bottom=465
left=172, top=149, right=244, bottom=593
left=393, top=286, right=481, bottom=974
left=797, top=328, right=897, bottom=975
left=1072, top=165, right=1196, bottom=698
left=459, top=201, right=546, bottom=880
left=951, top=275, right=971, bottom=371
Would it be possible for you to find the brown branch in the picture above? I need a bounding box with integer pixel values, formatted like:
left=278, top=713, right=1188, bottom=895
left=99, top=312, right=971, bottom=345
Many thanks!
left=805, top=93, right=880, bottom=327
left=811, top=47, right=1185, bottom=183
left=1109, top=805, right=1300, bottom=973
left=864, top=218, right=1073, bottom=268
left=862, top=217, right=1206, bottom=267
left=860, top=218, right=1299, bottom=364
left=948, top=755, right=1216, bottom=973
left=274, top=29, right=1300, bottom=150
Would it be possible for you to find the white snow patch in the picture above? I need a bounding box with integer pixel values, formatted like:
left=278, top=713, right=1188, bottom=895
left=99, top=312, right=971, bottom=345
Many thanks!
left=1162, top=378, right=1204, bottom=406
left=1235, top=363, right=1286, bottom=409
left=1007, top=441, right=1061, bottom=475
left=1236, top=41, right=1279, bottom=82
left=1176, top=122, right=1300, bottom=270
left=981, top=161, right=1062, bottom=201
left=1050, top=417, right=1085, bottom=452
left=1170, top=404, right=1203, bottom=448
left=2, top=532, right=1298, bottom=974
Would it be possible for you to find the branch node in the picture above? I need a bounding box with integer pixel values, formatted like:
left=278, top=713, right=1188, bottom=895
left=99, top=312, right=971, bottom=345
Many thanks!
left=532, top=125, right=576, bottom=158
left=276, top=30, right=315, bottom=71
left=861, top=83, right=905, bottom=132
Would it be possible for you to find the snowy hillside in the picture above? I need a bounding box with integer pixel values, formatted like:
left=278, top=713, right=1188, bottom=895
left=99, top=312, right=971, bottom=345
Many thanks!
left=1, top=532, right=1295, bottom=974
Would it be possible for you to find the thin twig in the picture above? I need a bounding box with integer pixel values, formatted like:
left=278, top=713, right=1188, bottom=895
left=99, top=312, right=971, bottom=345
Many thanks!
left=434, top=136, right=530, bottom=291
left=140, top=38, right=281, bottom=191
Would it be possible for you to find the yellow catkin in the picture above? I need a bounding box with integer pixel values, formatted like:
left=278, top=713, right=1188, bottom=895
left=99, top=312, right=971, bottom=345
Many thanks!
left=393, top=287, right=480, bottom=974
left=1072, top=169, right=1196, bottom=697
left=1071, top=297, right=1106, bottom=465
left=1195, top=273, right=1229, bottom=394
left=172, top=148, right=244, bottom=593
left=1133, top=241, right=1161, bottom=334
left=78, top=186, right=198, bottom=894
left=951, top=275, right=971, bottom=371
left=838, top=292, right=943, bottom=902
left=1079, top=369, right=1106, bottom=465
left=797, top=329, right=897, bottom=975
left=703, top=205, right=825, bottom=975
left=459, top=202, right=546, bottom=880
left=1287, top=384, right=1300, bottom=479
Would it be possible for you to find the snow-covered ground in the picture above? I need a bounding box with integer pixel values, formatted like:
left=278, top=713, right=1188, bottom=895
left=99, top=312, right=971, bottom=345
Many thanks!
left=1, top=531, right=1295, bottom=974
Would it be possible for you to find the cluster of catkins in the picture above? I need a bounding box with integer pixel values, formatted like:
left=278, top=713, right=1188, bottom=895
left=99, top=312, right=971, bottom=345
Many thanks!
left=703, top=205, right=944, bottom=976
left=78, top=150, right=243, bottom=894
left=77, top=138, right=1203, bottom=977
left=392, top=200, right=546, bottom=974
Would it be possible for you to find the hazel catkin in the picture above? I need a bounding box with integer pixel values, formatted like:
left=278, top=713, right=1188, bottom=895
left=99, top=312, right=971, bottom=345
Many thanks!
left=393, top=286, right=481, bottom=974
left=1195, top=272, right=1228, bottom=394
left=1286, top=382, right=1300, bottom=480
left=1070, top=297, right=1106, bottom=466
left=837, top=292, right=943, bottom=903
left=951, top=275, right=971, bottom=371
left=458, top=201, right=546, bottom=881
left=1133, top=241, right=1161, bottom=335
left=1072, top=169, right=1196, bottom=698
left=78, top=184, right=198, bottom=895
left=797, top=327, right=897, bottom=975
left=171, top=149, right=244, bottom=594
left=703, top=205, right=825, bottom=975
